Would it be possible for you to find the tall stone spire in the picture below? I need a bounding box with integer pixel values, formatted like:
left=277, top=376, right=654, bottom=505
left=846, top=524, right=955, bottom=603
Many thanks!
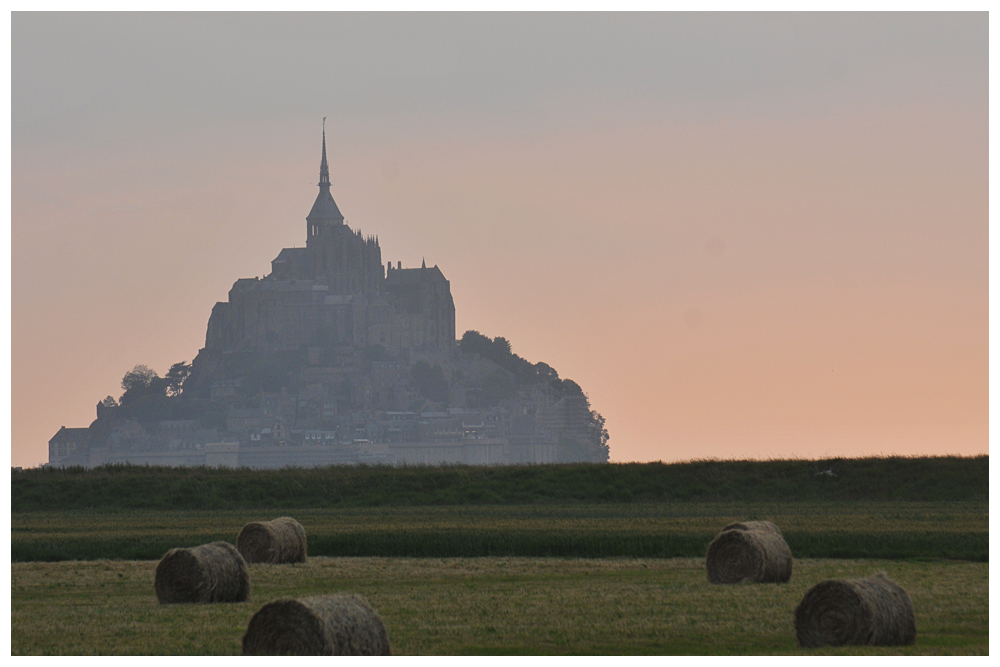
left=319, top=117, right=330, bottom=188
left=307, top=117, right=345, bottom=231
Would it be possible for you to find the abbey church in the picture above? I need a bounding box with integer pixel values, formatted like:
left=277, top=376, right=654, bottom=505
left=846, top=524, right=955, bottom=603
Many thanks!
left=47, top=128, right=609, bottom=469
left=206, top=127, right=456, bottom=355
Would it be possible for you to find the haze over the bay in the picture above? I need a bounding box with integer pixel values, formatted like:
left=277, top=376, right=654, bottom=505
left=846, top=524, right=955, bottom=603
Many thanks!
left=11, top=12, right=987, bottom=467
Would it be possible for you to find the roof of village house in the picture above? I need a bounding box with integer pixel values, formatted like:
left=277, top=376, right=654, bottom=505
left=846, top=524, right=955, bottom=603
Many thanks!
left=272, top=247, right=308, bottom=263
left=49, top=426, right=90, bottom=442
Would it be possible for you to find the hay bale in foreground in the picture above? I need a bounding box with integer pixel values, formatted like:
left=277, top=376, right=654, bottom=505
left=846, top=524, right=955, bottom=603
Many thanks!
left=795, top=574, right=917, bottom=647
left=154, top=541, right=249, bottom=604
left=721, top=520, right=783, bottom=535
left=237, top=517, right=307, bottom=564
left=242, top=594, right=392, bottom=655
left=705, top=520, right=793, bottom=584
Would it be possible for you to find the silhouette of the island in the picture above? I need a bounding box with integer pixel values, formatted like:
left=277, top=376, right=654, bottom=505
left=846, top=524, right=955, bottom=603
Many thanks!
left=48, top=127, right=610, bottom=468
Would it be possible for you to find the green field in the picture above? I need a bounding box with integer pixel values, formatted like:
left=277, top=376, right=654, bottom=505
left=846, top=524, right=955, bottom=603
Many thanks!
left=11, top=557, right=987, bottom=655
left=12, top=458, right=987, bottom=654
left=12, top=501, right=988, bottom=562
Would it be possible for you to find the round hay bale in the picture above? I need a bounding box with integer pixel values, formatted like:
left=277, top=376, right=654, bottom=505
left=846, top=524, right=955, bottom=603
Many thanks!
left=154, top=541, right=250, bottom=604
left=242, top=594, right=392, bottom=655
left=705, top=520, right=793, bottom=584
left=794, top=574, right=917, bottom=647
left=722, top=520, right=783, bottom=535
left=237, top=517, right=308, bottom=564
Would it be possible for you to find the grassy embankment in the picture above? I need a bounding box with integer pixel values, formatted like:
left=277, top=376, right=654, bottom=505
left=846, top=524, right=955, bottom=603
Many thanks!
left=12, top=457, right=988, bottom=562
left=11, top=557, right=988, bottom=655
left=13, top=456, right=987, bottom=509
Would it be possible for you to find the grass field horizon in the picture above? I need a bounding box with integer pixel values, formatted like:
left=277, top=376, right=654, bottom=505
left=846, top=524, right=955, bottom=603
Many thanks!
left=12, top=455, right=988, bottom=654
left=13, top=456, right=988, bottom=562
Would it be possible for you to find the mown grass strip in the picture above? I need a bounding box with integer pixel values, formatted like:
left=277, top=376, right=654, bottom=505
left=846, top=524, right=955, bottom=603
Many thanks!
left=12, top=530, right=987, bottom=563
left=12, top=501, right=988, bottom=562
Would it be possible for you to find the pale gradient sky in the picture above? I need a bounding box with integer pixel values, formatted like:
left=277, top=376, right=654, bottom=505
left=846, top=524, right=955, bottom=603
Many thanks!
left=11, top=12, right=988, bottom=467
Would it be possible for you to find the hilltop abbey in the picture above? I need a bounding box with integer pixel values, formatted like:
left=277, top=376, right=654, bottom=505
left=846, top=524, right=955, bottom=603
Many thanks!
left=206, top=127, right=455, bottom=355
left=48, top=127, right=609, bottom=469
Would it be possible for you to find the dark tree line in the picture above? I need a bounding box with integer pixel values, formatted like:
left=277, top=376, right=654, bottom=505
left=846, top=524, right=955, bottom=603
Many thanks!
left=458, top=330, right=583, bottom=397
left=114, top=362, right=192, bottom=406
left=93, top=331, right=609, bottom=461
left=458, top=330, right=609, bottom=461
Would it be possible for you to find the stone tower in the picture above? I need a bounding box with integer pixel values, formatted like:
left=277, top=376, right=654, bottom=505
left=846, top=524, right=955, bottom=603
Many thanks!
left=300, top=120, right=383, bottom=296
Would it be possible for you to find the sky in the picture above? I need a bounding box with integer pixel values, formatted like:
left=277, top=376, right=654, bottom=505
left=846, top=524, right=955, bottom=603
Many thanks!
left=10, top=12, right=988, bottom=467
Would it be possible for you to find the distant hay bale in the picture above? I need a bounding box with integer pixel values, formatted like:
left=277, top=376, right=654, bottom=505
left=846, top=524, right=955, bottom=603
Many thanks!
left=795, top=574, right=917, bottom=647
left=154, top=541, right=249, bottom=604
left=706, top=520, right=793, bottom=584
left=237, top=517, right=308, bottom=564
left=242, top=594, right=392, bottom=656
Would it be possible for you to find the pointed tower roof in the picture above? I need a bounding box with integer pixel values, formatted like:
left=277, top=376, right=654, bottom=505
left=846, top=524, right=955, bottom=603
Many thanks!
left=307, top=118, right=345, bottom=224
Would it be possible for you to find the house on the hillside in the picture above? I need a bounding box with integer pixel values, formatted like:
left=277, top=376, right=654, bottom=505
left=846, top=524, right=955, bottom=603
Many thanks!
left=48, top=426, right=90, bottom=467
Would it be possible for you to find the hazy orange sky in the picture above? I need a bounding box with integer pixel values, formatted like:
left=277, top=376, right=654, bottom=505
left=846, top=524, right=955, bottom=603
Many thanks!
left=11, top=13, right=988, bottom=467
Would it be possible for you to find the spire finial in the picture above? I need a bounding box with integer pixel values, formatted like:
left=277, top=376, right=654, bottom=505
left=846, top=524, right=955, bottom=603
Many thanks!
left=319, top=118, right=330, bottom=188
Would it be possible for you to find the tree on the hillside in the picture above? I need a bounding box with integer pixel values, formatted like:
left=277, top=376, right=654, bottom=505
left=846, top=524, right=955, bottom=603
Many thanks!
left=100, top=396, right=118, bottom=408
left=492, top=336, right=512, bottom=358
left=457, top=329, right=609, bottom=458
left=459, top=330, right=561, bottom=385
left=589, top=409, right=610, bottom=462
left=119, top=364, right=167, bottom=406
left=459, top=330, right=493, bottom=357
left=165, top=361, right=192, bottom=397
left=534, top=362, right=559, bottom=382
left=121, top=365, right=158, bottom=393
